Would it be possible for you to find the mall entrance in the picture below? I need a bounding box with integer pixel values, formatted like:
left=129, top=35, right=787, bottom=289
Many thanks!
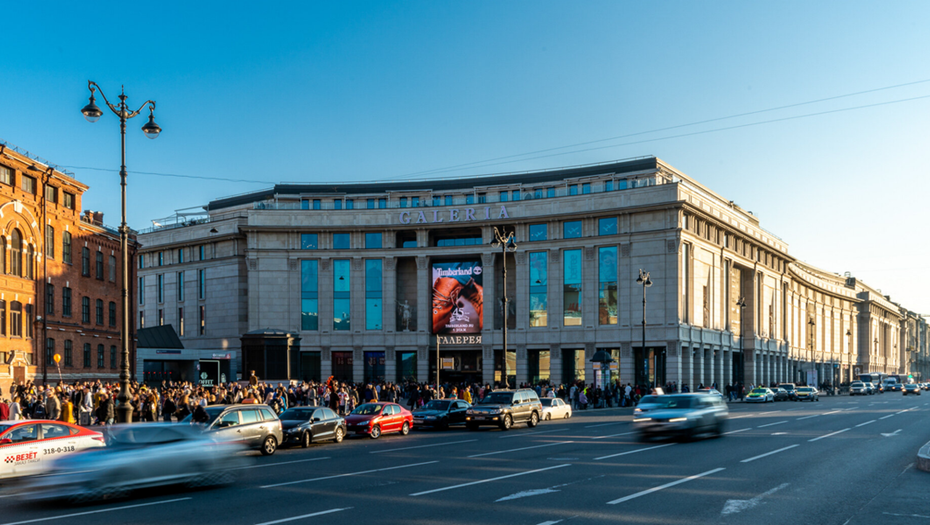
left=429, top=347, right=482, bottom=387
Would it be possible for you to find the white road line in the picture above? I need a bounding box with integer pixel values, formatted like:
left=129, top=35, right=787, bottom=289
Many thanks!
left=796, top=414, right=820, bottom=420
left=809, top=428, right=851, bottom=442
left=410, top=464, right=571, bottom=496
left=371, top=439, right=477, bottom=453
left=469, top=441, right=573, bottom=458
left=592, top=431, right=637, bottom=440
left=855, top=420, right=876, bottom=428
left=896, top=408, right=915, bottom=415
left=499, top=429, right=561, bottom=439
left=822, top=410, right=842, bottom=415
left=879, top=414, right=895, bottom=420
left=784, top=408, right=800, bottom=412
left=606, top=467, right=725, bottom=505
left=0, top=498, right=192, bottom=525
left=595, top=443, right=675, bottom=460
left=722, top=428, right=751, bottom=435
left=741, top=445, right=799, bottom=463
left=234, top=457, right=331, bottom=469
left=757, top=421, right=788, bottom=428
left=585, top=421, right=623, bottom=428
left=260, top=460, right=438, bottom=488
left=255, top=508, right=352, bottom=525
left=536, top=521, right=564, bottom=525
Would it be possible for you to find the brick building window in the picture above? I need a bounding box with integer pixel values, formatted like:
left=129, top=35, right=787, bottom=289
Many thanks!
left=96, top=251, right=104, bottom=279
left=44, top=185, right=57, bottom=204
left=0, top=166, right=11, bottom=185
left=63, top=192, right=74, bottom=210
left=64, top=340, right=73, bottom=367
left=82, top=247, right=90, bottom=276
left=95, top=299, right=104, bottom=325
left=109, top=255, right=116, bottom=281
left=109, top=301, right=116, bottom=327
left=45, top=227, right=54, bottom=259
left=25, top=305, right=32, bottom=338
left=83, top=343, right=91, bottom=368
left=10, top=301, right=21, bottom=337
left=110, top=346, right=116, bottom=368
left=11, top=229, right=22, bottom=277
left=97, top=344, right=104, bottom=368
left=62, top=231, right=72, bottom=264
left=26, top=245, right=34, bottom=279
left=0, top=300, right=5, bottom=335
left=22, top=175, right=36, bottom=194
left=46, top=338, right=55, bottom=366
left=46, top=284, right=54, bottom=315
left=81, top=297, right=90, bottom=323
left=62, top=287, right=72, bottom=317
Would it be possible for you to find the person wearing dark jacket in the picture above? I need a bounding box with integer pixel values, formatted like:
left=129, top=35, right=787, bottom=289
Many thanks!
left=96, top=395, right=115, bottom=425
left=162, top=396, right=176, bottom=422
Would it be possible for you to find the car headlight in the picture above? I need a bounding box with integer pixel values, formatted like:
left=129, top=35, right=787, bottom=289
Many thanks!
left=669, top=417, right=688, bottom=423
left=633, top=408, right=642, bottom=414
left=633, top=418, right=651, bottom=422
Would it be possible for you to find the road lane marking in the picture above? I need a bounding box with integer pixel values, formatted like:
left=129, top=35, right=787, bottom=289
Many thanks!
left=606, top=467, right=725, bottom=504
left=469, top=441, right=573, bottom=458
left=855, top=420, right=876, bottom=427
left=879, top=414, right=895, bottom=420
left=254, top=508, right=352, bottom=525
left=592, top=431, right=637, bottom=440
left=410, top=464, right=571, bottom=496
left=881, top=429, right=902, bottom=438
left=0, top=498, right=192, bottom=525
left=722, top=428, right=751, bottom=435
left=260, top=460, right=438, bottom=488
left=809, top=428, right=851, bottom=442
left=796, top=414, right=820, bottom=420
left=595, top=443, right=675, bottom=460
left=499, top=429, right=560, bottom=439
left=896, top=408, right=915, bottom=415
left=585, top=422, right=623, bottom=428
left=757, top=421, right=788, bottom=428
left=741, top=445, right=799, bottom=463
left=536, top=521, right=564, bottom=525
left=234, top=457, right=331, bottom=469
left=721, top=483, right=789, bottom=516
left=822, top=410, right=842, bottom=415
left=371, top=439, right=478, bottom=453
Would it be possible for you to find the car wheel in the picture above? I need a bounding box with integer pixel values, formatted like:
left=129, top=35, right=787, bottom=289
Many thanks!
left=501, top=414, right=513, bottom=430
left=527, top=412, right=539, bottom=428
left=301, top=431, right=311, bottom=448
left=334, top=427, right=345, bottom=443
left=261, top=435, right=278, bottom=456
left=564, top=411, right=571, bottom=419
left=401, top=421, right=411, bottom=436
left=370, top=425, right=382, bottom=439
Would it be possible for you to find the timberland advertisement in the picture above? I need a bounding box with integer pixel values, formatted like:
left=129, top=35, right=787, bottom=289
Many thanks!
left=431, top=261, right=483, bottom=334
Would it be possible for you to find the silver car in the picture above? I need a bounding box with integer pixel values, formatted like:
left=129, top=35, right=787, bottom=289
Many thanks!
left=633, top=395, right=666, bottom=417
left=849, top=381, right=868, bottom=396
left=24, top=424, right=247, bottom=502
left=633, top=393, right=728, bottom=441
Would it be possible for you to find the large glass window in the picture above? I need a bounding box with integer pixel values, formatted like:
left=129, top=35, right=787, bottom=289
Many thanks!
left=157, top=274, right=164, bottom=303
left=364, top=351, right=385, bottom=382
left=46, top=226, right=54, bottom=258
left=62, top=287, right=72, bottom=317
left=177, top=271, right=185, bottom=301
left=397, top=351, right=417, bottom=383
left=300, top=260, right=319, bottom=331
left=563, top=220, right=582, bottom=239
left=365, top=259, right=382, bottom=330
left=365, top=233, right=382, bottom=249
left=681, top=243, right=690, bottom=323
left=500, top=191, right=508, bottom=202
left=345, top=199, right=354, bottom=210
left=10, top=301, right=21, bottom=337
left=529, top=224, right=547, bottom=242
left=563, top=249, right=582, bottom=326
left=139, top=277, right=144, bottom=305
left=81, top=297, right=90, bottom=323
left=198, top=269, right=205, bottom=299
left=64, top=340, right=72, bottom=367
left=46, top=284, right=54, bottom=315
left=81, top=247, right=90, bottom=276
left=598, top=217, right=617, bottom=236
left=10, top=229, right=22, bottom=277
left=598, top=247, right=618, bottom=325
left=83, top=343, right=91, bottom=368
left=333, top=259, right=351, bottom=331
left=301, top=234, right=318, bottom=250
left=529, top=252, right=548, bottom=328
left=528, top=349, right=550, bottom=384
left=96, top=252, right=104, bottom=279
left=561, top=349, right=585, bottom=382
left=582, top=183, right=591, bottom=194
left=333, top=233, right=350, bottom=250
left=95, top=299, right=104, bottom=325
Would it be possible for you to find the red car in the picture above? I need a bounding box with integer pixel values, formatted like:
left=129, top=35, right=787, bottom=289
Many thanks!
left=344, top=403, right=413, bottom=439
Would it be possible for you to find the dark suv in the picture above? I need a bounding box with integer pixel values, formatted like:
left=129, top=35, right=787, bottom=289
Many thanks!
left=465, top=389, right=542, bottom=430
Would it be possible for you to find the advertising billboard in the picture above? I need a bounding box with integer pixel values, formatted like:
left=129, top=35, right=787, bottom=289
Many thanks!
left=431, top=261, right=483, bottom=334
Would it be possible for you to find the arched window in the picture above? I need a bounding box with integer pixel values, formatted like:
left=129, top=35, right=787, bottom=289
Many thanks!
left=26, top=245, right=34, bottom=279
left=10, top=301, right=22, bottom=337
left=10, top=230, right=22, bottom=277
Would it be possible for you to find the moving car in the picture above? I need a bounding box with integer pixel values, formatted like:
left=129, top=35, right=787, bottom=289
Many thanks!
left=345, top=402, right=413, bottom=439
left=745, top=388, right=775, bottom=403
left=465, top=389, right=542, bottom=430
left=1, top=420, right=105, bottom=480
left=864, top=382, right=876, bottom=395
left=540, top=398, right=572, bottom=420
left=771, top=387, right=790, bottom=401
left=849, top=381, right=868, bottom=396
left=24, top=424, right=245, bottom=502
left=412, top=399, right=471, bottom=429
left=632, top=393, right=728, bottom=441
left=795, top=386, right=819, bottom=401
left=278, top=406, right=346, bottom=446
left=183, top=404, right=283, bottom=456
left=634, top=395, right=666, bottom=417
left=883, top=380, right=902, bottom=392
left=902, top=383, right=921, bottom=396
left=777, top=383, right=798, bottom=401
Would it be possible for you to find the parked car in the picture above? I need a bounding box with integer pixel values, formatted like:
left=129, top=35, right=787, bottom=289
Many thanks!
left=465, top=389, right=542, bottom=430
left=1, top=420, right=105, bottom=480
left=24, top=424, right=245, bottom=502
left=795, top=386, right=819, bottom=401
left=777, top=383, right=798, bottom=401
left=412, top=399, right=471, bottom=429
left=902, top=383, right=921, bottom=396
left=632, top=393, right=728, bottom=441
left=182, top=404, right=283, bottom=456
left=745, top=388, right=775, bottom=403
left=771, top=387, right=790, bottom=401
left=345, top=403, right=413, bottom=439
left=849, top=381, right=868, bottom=396
left=540, top=398, right=572, bottom=420
left=278, top=406, right=346, bottom=446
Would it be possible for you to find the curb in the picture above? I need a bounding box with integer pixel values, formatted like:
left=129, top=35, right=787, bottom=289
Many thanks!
left=918, top=440, right=930, bottom=473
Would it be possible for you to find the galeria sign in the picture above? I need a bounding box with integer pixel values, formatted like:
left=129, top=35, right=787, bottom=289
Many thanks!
left=399, top=205, right=510, bottom=224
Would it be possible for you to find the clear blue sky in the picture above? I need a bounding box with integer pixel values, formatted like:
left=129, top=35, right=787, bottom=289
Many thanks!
left=2, top=1, right=928, bottom=312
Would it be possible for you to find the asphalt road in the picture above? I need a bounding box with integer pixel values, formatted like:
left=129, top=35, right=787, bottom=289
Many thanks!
left=2, top=394, right=930, bottom=525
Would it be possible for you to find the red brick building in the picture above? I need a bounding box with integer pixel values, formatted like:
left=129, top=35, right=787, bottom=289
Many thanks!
left=0, top=141, right=137, bottom=394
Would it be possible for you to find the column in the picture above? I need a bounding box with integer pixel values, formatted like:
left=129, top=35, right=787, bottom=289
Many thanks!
left=516, top=345, right=528, bottom=386
left=515, top=252, right=529, bottom=330
left=481, top=253, right=495, bottom=338
left=694, top=347, right=704, bottom=387
left=716, top=348, right=724, bottom=389
left=703, top=347, right=712, bottom=388
left=383, top=257, right=396, bottom=333
left=550, top=343, right=563, bottom=386
left=416, top=256, right=429, bottom=334
left=351, top=257, right=364, bottom=334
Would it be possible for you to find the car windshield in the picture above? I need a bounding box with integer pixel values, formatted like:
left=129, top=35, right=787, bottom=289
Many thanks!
left=279, top=408, right=316, bottom=420
left=779, top=384, right=795, bottom=390
left=181, top=406, right=225, bottom=426
left=751, top=389, right=768, bottom=394
left=851, top=382, right=863, bottom=387
left=655, top=396, right=695, bottom=409
left=479, top=393, right=514, bottom=405
left=638, top=396, right=659, bottom=404
left=540, top=399, right=553, bottom=407
left=797, top=387, right=813, bottom=392
left=423, top=401, right=450, bottom=411
left=352, top=404, right=383, bottom=415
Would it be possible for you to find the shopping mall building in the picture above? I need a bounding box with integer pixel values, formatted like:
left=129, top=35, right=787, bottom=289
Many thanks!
left=135, top=157, right=927, bottom=389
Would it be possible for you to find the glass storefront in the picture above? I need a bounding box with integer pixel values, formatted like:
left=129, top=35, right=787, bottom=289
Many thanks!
left=598, top=246, right=618, bottom=325
left=528, top=349, right=550, bottom=384
left=563, top=249, right=582, bottom=326
left=364, top=351, right=385, bottom=383
left=561, top=349, right=585, bottom=383
left=332, top=351, right=353, bottom=382
left=333, top=260, right=351, bottom=331
left=299, top=351, right=321, bottom=382
left=397, top=351, right=417, bottom=383
left=300, top=260, right=318, bottom=330
left=529, top=252, right=548, bottom=327
left=494, top=349, right=516, bottom=387
left=634, top=346, right=666, bottom=387
left=365, top=259, right=383, bottom=330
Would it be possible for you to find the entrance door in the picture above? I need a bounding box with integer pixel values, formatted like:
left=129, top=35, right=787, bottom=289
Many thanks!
left=13, top=367, right=25, bottom=386
left=299, top=352, right=321, bottom=382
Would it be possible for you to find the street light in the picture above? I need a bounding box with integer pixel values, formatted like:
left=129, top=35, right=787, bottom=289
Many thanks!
left=27, top=164, right=53, bottom=386
left=81, top=81, right=161, bottom=423
left=736, top=296, right=746, bottom=386
left=491, top=227, right=516, bottom=388
left=636, top=269, right=653, bottom=386
left=808, top=318, right=816, bottom=386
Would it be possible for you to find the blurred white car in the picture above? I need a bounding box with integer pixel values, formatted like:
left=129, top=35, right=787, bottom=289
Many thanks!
left=0, top=420, right=105, bottom=480
left=540, top=398, right=572, bottom=420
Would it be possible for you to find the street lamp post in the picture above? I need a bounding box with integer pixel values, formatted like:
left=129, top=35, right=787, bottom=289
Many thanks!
left=636, top=270, right=652, bottom=386
left=808, top=318, right=816, bottom=386
left=736, top=296, right=746, bottom=386
left=28, top=164, right=53, bottom=385
left=81, top=81, right=161, bottom=423
left=491, top=227, right=516, bottom=389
